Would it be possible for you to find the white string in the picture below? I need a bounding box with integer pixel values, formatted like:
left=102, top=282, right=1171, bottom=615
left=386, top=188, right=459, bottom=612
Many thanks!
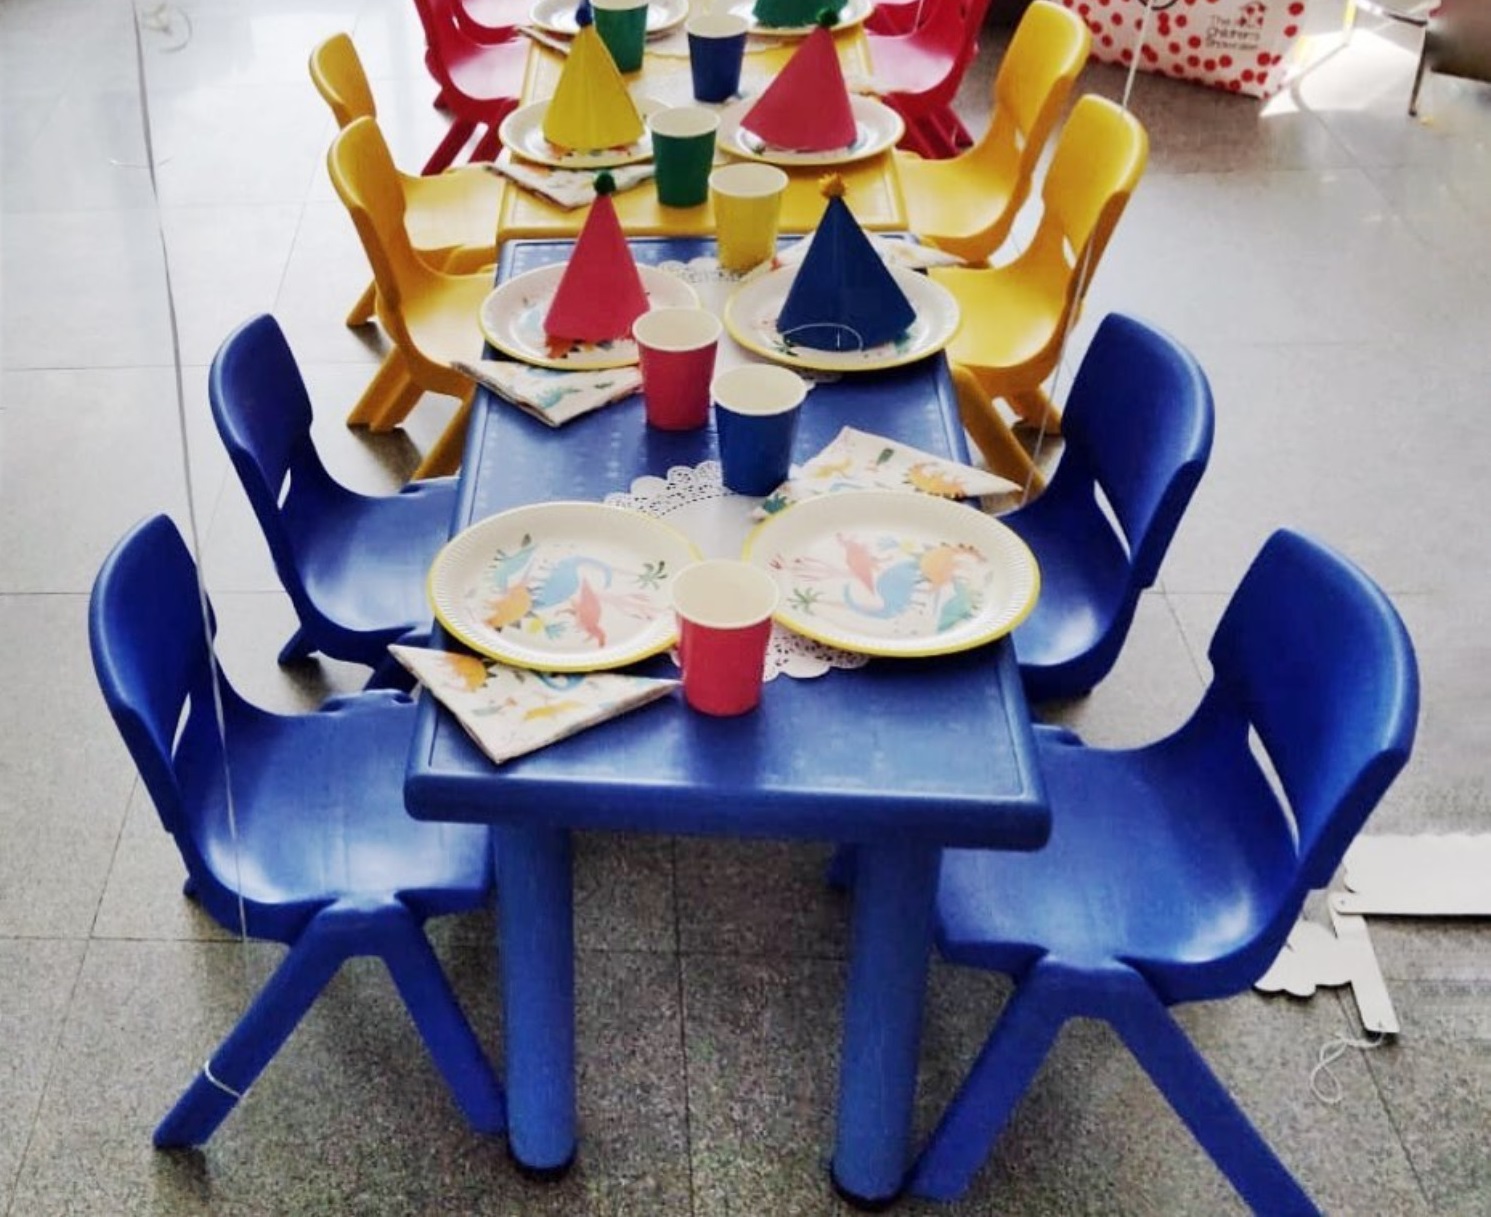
left=778, top=320, right=867, bottom=351
left=1121, top=0, right=1156, bottom=110
left=130, top=3, right=250, bottom=947
left=202, top=1059, right=245, bottom=1100
left=1309, top=1032, right=1386, bottom=1105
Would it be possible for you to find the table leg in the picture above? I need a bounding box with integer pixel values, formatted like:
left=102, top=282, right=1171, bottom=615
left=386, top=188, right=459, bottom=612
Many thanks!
left=495, top=825, right=577, bottom=1177
left=830, top=841, right=940, bottom=1210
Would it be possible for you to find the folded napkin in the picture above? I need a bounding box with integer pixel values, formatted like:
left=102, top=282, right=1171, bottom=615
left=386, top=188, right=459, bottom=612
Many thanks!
left=485, top=152, right=655, bottom=210
left=775, top=230, right=967, bottom=272
left=756, top=425, right=1021, bottom=517
left=452, top=359, right=641, bottom=427
left=390, top=645, right=678, bottom=766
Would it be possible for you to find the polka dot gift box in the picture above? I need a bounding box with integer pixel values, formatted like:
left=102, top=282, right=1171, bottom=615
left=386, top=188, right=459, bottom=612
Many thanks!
left=1060, top=0, right=1310, bottom=98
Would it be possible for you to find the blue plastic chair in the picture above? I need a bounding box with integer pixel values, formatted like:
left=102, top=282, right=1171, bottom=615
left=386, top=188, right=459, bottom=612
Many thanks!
left=1006, top=313, right=1214, bottom=702
left=209, top=315, right=457, bottom=686
left=909, top=530, right=1419, bottom=1213
left=89, top=515, right=504, bottom=1147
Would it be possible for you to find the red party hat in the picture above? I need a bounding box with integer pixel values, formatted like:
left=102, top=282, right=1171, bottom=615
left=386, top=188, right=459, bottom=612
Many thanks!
left=543, top=173, right=650, bottom=343
left=740, top=19, right=856, bottom=152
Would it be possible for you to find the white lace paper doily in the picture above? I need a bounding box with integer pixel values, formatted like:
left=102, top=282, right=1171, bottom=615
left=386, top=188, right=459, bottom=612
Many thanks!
left=604, top=460, right=868, bottom=682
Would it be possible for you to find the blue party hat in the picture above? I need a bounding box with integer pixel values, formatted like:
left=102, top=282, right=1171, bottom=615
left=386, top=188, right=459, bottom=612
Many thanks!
left=776, top=176, right=915, bottom=352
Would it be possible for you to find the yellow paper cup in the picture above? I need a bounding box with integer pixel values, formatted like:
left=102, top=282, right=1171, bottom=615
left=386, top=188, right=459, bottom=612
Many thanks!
left=710, top=163, right=789, bottom=273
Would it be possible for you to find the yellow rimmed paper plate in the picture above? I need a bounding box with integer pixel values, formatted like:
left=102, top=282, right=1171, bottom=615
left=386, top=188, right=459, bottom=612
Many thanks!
left=722, top=262, right=959, bottom=372
left=479, top=264, right=699, bottom=370
left=429, top=502, right=702, bottom=672
left=727, top=0, right=875, bottom=36
left=716, top=94, right=903, bottom=167
left=741, top=490, right=1040, bottom=658
left=531, top=0, right=689, bottom=36
left=499, top=95, right=664, bottom=169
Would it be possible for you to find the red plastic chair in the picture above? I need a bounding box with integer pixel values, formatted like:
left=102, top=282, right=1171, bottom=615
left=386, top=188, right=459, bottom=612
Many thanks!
left=411, top=0, right=528, bottom=172
left=867, top=0, right=929, bottom=34
left=866, top=0, right=994, bottom=157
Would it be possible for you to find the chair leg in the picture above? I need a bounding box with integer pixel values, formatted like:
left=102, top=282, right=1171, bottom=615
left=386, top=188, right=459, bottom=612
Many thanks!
left=1111, top=991, right=1322, bottom=1216
left=1408, top=44, right=1429, bottom=117
left=154, top=928, right=349, bottom=1148
left=422, top=119, right=476, bottom=175
left=369, top=375, right=427, bottom=433
left=345, top=279, right=378, bottom=328
left=1007, top=386, right=1063, bottom=437
left=950, top=366, right=1045, bottom=492
left=468, top=122, right=506, bottom=165
left=380, top=907, right=506, bottom=1135
left=908, top=974, right=1067, bottom=1201
left=276, top=624, right=314, bottom=666
left=347, top=349, right=415, bottom=428
left=412, top=386, right=475, bottom=480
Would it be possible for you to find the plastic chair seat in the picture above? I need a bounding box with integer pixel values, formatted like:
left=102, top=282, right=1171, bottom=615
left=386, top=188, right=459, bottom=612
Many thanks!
left=896, top=1, right=1090, bottom=262
left=938, top=728, right=1295, bottom=994
left=405, top=167, right=502, bottom=265
left=290, top=482, right=456, bottom=644
left=190, top=695, right=491, bottom=935
left=896, top=146, right=1018, bottom=257
left=1003, top=490, right=1133, bottom=680
left=933, top=263, right=1066, bottom=370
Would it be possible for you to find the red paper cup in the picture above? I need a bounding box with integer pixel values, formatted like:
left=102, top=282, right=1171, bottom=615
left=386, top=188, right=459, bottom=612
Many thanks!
left=633, top=307, right=723, bottom=431
left=671, top=559, right=780, bottom=716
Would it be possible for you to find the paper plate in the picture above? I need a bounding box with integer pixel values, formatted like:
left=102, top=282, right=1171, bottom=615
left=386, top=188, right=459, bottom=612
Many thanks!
left=723, top=263, right=960, bottom=372
left=742, top=490, right=1040, bottom=658
left=716, top=93, right=903, bottom=167
left=498, top=96, right=663, bottom=169
left=728, top=0, right=874, bottom=36
left=530, top=0, right=689, bottom=35
left=430, top=502, right=702, bottom=671
left=480, top=264, right=700, bottom=370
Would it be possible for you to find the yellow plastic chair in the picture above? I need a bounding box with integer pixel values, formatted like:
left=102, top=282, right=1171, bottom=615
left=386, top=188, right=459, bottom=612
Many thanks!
left=895, top=1, right=1090, bottom=266
left=327, top=117, right=493, bottom=479
left=930, top=95, right=1148, bottom=467
left=310, top=33, right=502, bottom=327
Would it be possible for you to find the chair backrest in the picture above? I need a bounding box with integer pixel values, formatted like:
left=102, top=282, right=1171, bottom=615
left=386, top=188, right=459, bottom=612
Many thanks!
left=988, top=1, right=1090, bottom=183
left=309, top=33, right=377, bottom=129
left=1056, top=313, right=1215, bottom=588
left=89, top=516, right=244, bottom=922
left=208, top=315, right=344, bottom=626
left=410, top=0, right=478, bottom=89
left=327, top=116, right=428, bottom=323
left=1206, top=530, right=1419, bottom=894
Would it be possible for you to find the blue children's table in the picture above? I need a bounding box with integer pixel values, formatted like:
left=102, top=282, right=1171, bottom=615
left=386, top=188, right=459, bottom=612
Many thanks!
left=404, top=237, right=1050, bottom=1209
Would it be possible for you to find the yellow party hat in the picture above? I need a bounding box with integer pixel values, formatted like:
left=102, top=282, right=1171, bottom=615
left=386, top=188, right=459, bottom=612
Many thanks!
left=541, top=15, right=644, bottom=151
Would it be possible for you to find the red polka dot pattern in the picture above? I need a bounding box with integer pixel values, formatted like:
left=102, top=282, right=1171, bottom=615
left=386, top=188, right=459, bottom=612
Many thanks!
left=1061, top=0, right=1304, bottom=97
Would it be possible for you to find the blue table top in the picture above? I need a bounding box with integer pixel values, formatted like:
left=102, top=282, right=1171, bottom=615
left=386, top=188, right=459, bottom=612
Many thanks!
left=405, top=237, right=1049, bottom=850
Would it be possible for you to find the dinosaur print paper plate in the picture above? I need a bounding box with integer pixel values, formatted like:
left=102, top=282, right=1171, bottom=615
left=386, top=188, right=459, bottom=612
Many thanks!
left=429, top=502, right=701, bottom=671
left=741, top=490, right=1040, bottom=658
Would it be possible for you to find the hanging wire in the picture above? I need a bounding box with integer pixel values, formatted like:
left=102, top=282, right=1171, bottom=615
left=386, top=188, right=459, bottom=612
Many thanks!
left=129, top=3, right=250, bottom=947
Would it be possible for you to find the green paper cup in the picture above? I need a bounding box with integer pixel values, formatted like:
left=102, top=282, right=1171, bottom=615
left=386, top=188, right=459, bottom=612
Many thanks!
left=649, top=107, right=721, bottom=209
left=593, top=0, right=649, bottom=73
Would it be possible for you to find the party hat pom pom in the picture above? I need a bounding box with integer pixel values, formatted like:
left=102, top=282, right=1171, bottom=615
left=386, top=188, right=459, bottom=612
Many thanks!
left=818, top=173, right=847, bottom=200
left=575, top=0, right=593, bottom=25
left=816, top=7, right=840, bottom=26
left=593, top=170, right=617, bottom=196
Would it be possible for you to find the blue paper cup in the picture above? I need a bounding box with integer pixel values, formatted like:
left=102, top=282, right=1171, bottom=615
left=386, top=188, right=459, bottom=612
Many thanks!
left=712, top=365, right=808, bottom=496
left=687, top=13, right=749, bottom=104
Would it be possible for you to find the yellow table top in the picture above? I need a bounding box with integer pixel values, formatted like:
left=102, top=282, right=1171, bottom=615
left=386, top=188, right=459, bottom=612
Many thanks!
left=496, top=32, right=906, bottom=240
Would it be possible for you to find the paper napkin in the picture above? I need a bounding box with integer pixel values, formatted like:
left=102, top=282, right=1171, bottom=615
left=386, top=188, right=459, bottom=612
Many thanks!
left=755, top=425, right=1021, bottom=517
left=485, top=152, right=655, bottom=210
left=390, top=645, right=678, bottom=765
left=452, top=359, right=641, bottom=427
